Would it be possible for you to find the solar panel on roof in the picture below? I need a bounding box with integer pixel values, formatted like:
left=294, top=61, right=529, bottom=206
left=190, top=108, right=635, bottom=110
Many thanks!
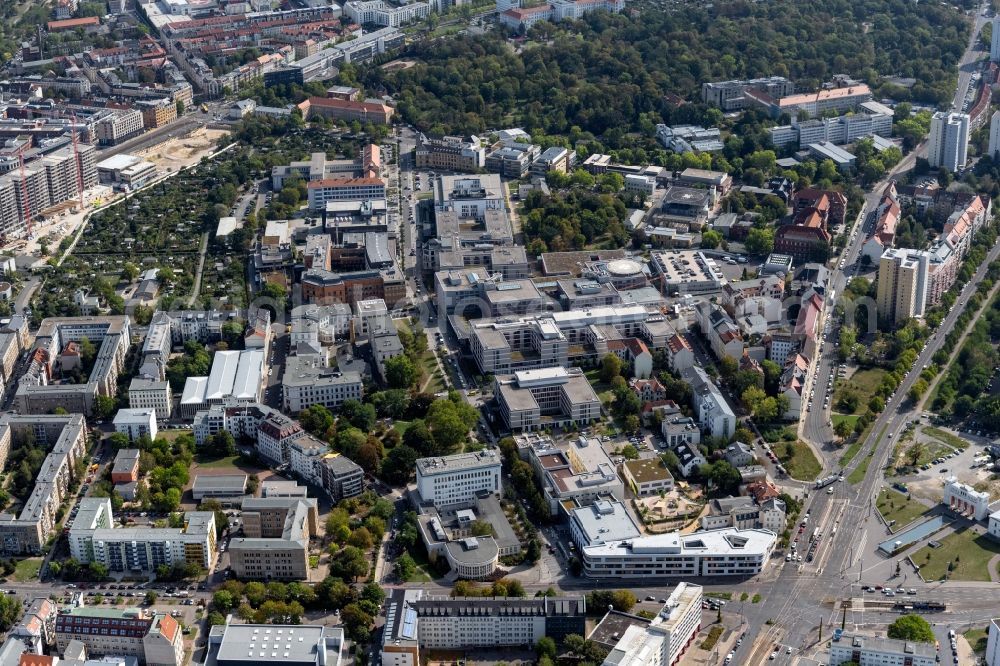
left=400, top=608, right=417, bottom=639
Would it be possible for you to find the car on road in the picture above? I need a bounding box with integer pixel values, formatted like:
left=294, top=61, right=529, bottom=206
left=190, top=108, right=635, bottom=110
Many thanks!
left=769, top=652, right=777, bottom=660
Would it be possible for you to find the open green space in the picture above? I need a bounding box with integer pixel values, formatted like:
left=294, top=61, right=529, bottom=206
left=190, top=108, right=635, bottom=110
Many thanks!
left=912, top=527, right=1000, bottom=581
left=965, top=627, right=989, bottom=654
left=922, top=426, right=969, bottom=451
left=704, top=592, right=732, bottom=600
left=700, top=626, right=724, bottom=651
left=392, top=420, right=412, bottom=435
left=776, top=441, right=821, bottom=481
left=157, top=429, right=193, bottom=442
left=194, top=453, right=266, bottom=471
left=12, top=558, right=42, bottom=583
left=832, top=413, right=860, bottom=431
left=833, top=368, right=889, bottom=416
left=759, top=425, right=797, bottom=444
left=876, top=489, right=929, bottom=532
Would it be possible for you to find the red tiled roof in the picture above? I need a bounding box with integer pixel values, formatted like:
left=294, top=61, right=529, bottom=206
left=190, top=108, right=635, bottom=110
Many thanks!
left=47, top=16, right=99, bottom=29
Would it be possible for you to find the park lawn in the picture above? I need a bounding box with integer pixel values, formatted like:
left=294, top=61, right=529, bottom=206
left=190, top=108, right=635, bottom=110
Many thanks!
left=912, top=527, right=1000, bottom=581
left=392, top=420, right=412, bottom=435
left=923, top=426, right=969, bottom=451
left=12, top=558, right=42, bottom=582
left=157, top=429, right=193, bottom=442
left=832, top=413, right=859, bottom=431
left=876, top=489, right=928, bottom=531
left=776, top=441, right=822, bottom=481
left=965, top=627, right=989, bottom=654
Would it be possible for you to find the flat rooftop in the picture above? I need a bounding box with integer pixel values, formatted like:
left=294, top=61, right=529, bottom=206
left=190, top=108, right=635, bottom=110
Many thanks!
left=622, top=458, right=673, bottom=484
left=416, top=450, right=501, bottom=477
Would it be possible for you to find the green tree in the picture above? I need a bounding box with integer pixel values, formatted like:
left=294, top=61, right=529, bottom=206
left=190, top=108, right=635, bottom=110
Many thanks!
left=385, top=354, right=418, bottom=389
left=745, top=227, right=775, bottom=256
left=701, top=230, right=722, bottom=249
left=213, top=590, right=236, bottom=612
left=330, top=546, right=368, bottom=581
left=600, top=353, right=624, bottom=383
left=887, top=615, right=934, bottom=643
left=394, top=553, right=416, bottom=581
left=0, top=595, right=22, bottom=632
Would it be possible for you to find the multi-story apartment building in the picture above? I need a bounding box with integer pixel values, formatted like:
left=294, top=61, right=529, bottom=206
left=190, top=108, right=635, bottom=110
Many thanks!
left=137, top=99, right=178, bottom=129
left=570, top=499, right=776, bottom=578
left=112, top=408, right=158, bottom=443
left=495, top=367, right=602, bottom=433
left=344, top=0, right=430, bottom=26
left=876, top=247, right=929, bottom=325
left=683, top=366, right=736, bottom=439
left=415, top=136, right=485, bottom=172
left=828, top=633, right=936, bottom=666
left=0, top=414, right=87, bottom=554
left=282, top=353, right=363, bottom=412
left=701, top=76, right=794, bottom=111
left=69, top=498, right=217, bottom=574
left=229, top=496, right=318, bottom=580
left=128, top=378, right=173, bottom=419
left=16, top=316, right=131, bottom=416
left=601, top=583, right=703, bottom=666
left=95, top=109, right=145, bottom=146
left=54, top=608, right=184, bottom=666
left=415, top=451, right=502, bottom=508
left=927, top=111, right=970, bottom=172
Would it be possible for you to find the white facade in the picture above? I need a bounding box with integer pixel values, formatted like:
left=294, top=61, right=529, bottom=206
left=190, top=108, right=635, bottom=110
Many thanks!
left=927, top=112, right=969, bottom=172
left=989, top=110, right=1000, bottom=160
left=828, top=634, right=936, bottom=666
left=415, top=451, right=502, bottom=508
left=989, top=510, right=1000, bottom=541
left=987, top=617, right=1000, bottom=666
left=569, top=499, right=776, bottom=579
left=992, top=15, right=1000, bottom=62
left=128, top=379, right=173, bottom=419
left=601, top=583, right=702, bottom=666
left=344, top=0, right=430, bottom=26
left=943, top=476, right=993, bottom=520
left=112, top=408, right=158, bottom=442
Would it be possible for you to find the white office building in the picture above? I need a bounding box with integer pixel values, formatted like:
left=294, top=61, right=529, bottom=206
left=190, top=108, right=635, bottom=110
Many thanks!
left=992, top=15, right=1000, bottom=62
left=828, top=633, right=936, bottom=666
left=989, top=110, right=1000, bottom=160
left=600, top=583, right=703, bottom=666
left=986, top=617, right=1000, bottom=666
left=569, top=499, right=776, bottom=579
left=927, top=112, right=970, bottom=172
left=112, top=408, right=158, bottom=442
left=415, top=451, right=502, bottom=508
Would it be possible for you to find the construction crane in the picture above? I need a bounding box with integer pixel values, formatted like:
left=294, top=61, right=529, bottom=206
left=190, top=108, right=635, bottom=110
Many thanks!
left=22, top=106, right=86, bottom=210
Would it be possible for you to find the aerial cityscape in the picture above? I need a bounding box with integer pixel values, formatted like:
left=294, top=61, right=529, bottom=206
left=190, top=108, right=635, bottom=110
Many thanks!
left=0, top=0, right=999, bottom=665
